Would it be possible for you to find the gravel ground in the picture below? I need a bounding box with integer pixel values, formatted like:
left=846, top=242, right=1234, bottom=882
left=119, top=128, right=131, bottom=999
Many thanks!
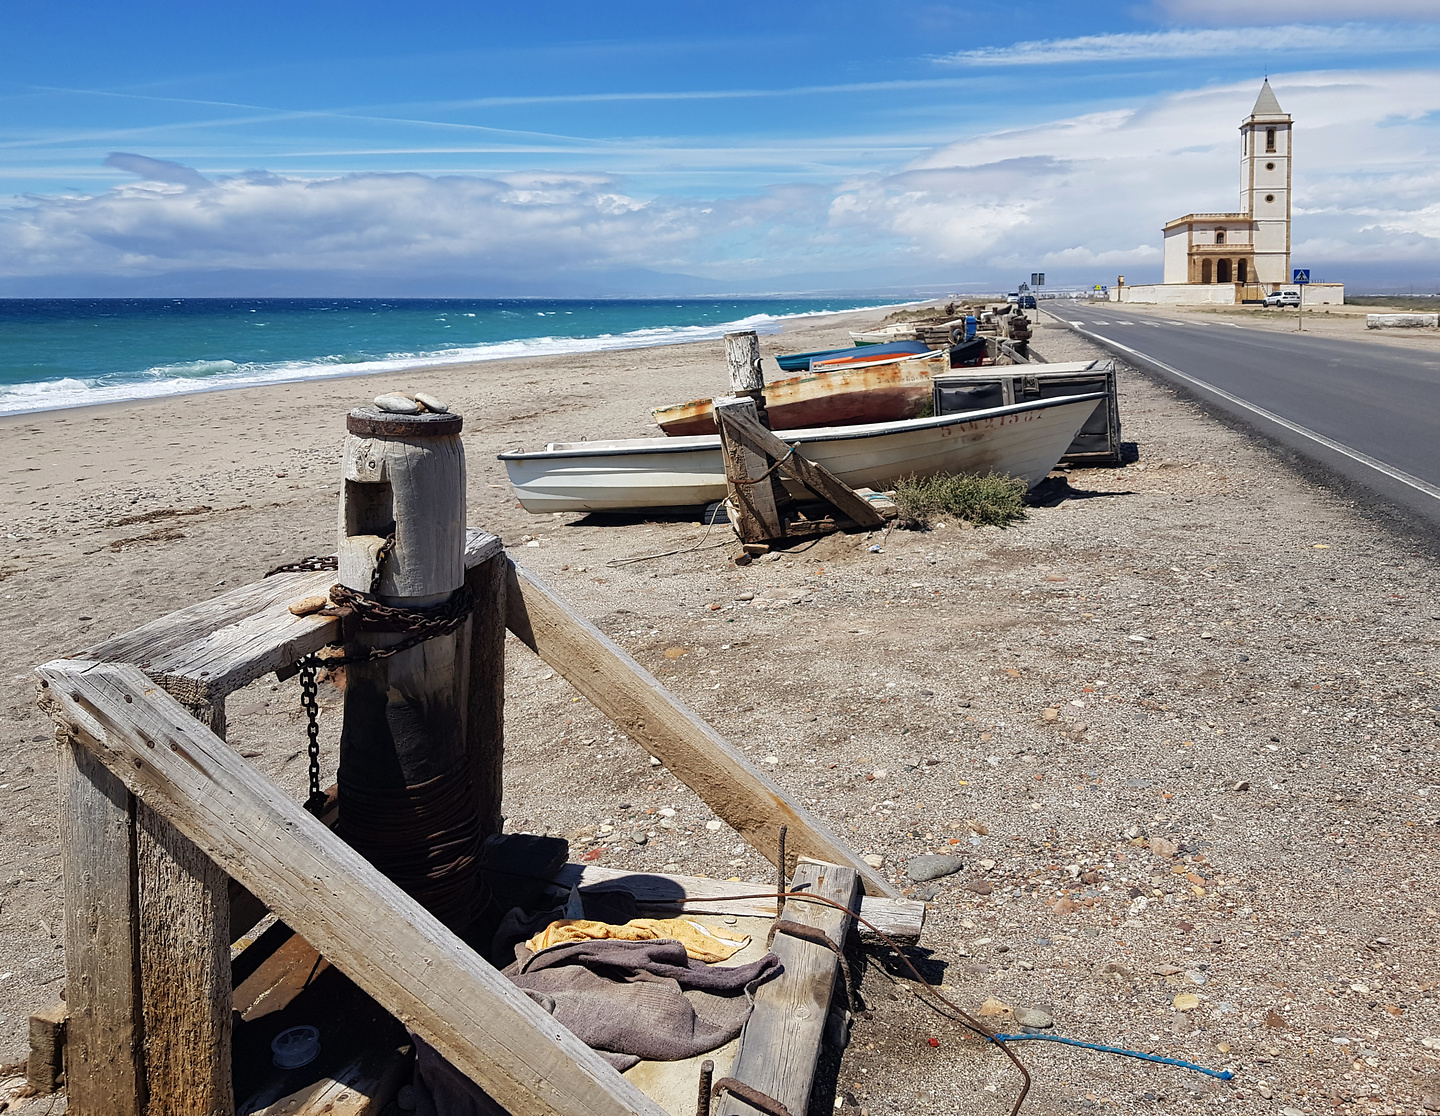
left=1, top=309, right=1437, bottom=1115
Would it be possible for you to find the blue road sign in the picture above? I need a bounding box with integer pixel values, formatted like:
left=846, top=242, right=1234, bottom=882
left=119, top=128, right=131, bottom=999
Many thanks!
left=1293, top=268, right=1311, bottom=284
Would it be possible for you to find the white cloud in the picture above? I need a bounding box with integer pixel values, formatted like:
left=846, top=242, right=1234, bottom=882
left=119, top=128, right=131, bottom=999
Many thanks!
left=2, top=70, right=1438, bottom=289
left=1149, top=1, right=1440, bottom=25
left=939, top=24, right=1438, bottom=66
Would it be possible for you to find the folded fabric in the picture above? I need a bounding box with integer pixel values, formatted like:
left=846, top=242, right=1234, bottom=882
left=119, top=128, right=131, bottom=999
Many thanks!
left=505, top=937, right=782, bottom=1068
left=523, top=916, right=750, bottom=963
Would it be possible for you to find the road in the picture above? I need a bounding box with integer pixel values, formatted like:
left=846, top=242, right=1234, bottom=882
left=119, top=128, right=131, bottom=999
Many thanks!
left=1048, top=305, right=1440, bottom=530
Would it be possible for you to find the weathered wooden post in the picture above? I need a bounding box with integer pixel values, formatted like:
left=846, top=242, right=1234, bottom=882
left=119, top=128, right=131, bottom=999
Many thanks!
left=724, top=329, right=767, bottom=424
left=717, top=330, right=790, bottom=544
left=335, top=402, right=484, bottom=933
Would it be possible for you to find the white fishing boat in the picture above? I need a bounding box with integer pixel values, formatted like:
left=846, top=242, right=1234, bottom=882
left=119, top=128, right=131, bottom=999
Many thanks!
left=499, top=393, right=1105, bottom=514
left=848, top=324, right=918, bottom=345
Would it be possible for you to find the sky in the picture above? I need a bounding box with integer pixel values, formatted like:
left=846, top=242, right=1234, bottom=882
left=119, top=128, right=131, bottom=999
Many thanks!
left=2, top=0, right=1439, bottom=297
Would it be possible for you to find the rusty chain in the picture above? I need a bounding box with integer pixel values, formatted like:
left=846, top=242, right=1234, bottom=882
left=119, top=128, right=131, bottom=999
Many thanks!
left=266, top=533, right=472, bottom=815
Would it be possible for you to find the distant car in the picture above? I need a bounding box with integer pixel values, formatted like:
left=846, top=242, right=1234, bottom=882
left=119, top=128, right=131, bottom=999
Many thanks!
left=1006, top=293, right=1020, bottom=304
left=1264, top=290, right=1301, bottom=307
left=1018, top=294, right=1037, bottom=309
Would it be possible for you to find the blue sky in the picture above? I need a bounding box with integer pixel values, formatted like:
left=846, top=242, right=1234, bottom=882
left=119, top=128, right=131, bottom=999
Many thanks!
left=3, top=0, right=1439, bottom=295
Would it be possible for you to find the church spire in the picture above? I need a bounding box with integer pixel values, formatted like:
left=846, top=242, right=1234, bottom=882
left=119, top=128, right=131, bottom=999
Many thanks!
left=1250, top=79, right=1285, bottom=118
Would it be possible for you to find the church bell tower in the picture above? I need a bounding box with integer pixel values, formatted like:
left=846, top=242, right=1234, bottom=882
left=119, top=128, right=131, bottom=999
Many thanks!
left=1240, top=80, right=1292, bottom=290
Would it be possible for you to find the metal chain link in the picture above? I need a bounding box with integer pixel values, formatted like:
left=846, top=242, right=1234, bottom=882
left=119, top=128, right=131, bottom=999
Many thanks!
left=267, top=532, right=472, bottom=816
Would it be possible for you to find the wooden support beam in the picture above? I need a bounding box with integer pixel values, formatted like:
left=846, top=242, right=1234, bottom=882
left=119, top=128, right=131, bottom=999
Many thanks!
left=724, top=330, right=765, bottom=397
left=716, top=859, right=859, bottom=1116
left=464, top=547, right=508, bottom=837
left=538, top=862, right=922, bottom=940
left=37, top=661, right=666, bottom=1116
left=711, top=399, right=884, bottom=531
left=504, top=561, right=896, bottom=898
left=52, top=725, right=144, bottom=1116
left=714, top=395, right=784, bottom=544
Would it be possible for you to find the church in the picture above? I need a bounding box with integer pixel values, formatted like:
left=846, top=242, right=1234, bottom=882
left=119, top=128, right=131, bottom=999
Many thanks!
left=1113, top=81, right=1341, bottom=306
left=1163, top=80, right=1290, bottom=293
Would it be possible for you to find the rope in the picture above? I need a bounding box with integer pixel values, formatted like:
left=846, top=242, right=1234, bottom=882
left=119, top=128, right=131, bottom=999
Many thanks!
left=729, top=445, right=796, bottom=486
left=606, top=503, right=730, bottom=567
left=991, top=1034, right=1234, bottom=1081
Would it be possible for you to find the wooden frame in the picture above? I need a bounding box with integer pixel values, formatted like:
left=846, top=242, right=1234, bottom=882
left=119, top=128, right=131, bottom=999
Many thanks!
left=39, top=528, right=919, bottom=1116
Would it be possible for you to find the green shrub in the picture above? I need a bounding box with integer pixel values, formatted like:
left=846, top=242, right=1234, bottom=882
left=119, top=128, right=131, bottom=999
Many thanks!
left=892, top=471, right=1028, bottom=530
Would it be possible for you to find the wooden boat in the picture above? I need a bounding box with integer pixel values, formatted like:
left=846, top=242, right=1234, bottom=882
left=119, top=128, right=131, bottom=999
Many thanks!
left=500, top=392, right=1106, bottom=513
left=775, top=340, right=929, bottom=372
left=653, top=350, right=947, bottom=437
left=849, top=324, right=917, bottom=345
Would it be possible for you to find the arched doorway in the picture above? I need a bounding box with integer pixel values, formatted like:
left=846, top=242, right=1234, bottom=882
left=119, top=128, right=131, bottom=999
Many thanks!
left=1201, top=258, right=1212, bottom=284
left=1237, top=258, right=1248, bottom=284
left=1217, top=258, right=1232, bottom=283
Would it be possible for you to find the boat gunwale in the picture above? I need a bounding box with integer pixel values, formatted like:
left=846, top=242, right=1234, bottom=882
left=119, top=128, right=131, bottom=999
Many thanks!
left=499, top=392, right=1107, bottom=462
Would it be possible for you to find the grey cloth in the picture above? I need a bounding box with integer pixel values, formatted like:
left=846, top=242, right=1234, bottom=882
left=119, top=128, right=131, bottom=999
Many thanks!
left=409, top=932, right=782, bottom=1116
left=504, top=937, right=782, bottom=1068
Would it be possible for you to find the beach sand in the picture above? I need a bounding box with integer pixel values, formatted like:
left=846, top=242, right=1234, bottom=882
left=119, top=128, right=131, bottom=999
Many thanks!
left=2, top=307, right=1437, bottom=1114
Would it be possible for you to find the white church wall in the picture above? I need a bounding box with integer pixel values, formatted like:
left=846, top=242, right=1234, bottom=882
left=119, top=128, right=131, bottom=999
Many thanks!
left=1117, top=283, right=1237, bottom=305
left=1163, top=228, right=1189, bottom=284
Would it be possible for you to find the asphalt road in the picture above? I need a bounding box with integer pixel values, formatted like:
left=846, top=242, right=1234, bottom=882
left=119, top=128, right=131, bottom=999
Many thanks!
left=1048, top=305, right=1440, bottom=531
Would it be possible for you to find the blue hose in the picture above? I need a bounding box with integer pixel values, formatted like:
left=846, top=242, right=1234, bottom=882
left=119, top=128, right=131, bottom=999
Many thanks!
left=991, top=1034, right=1235, bottom=1081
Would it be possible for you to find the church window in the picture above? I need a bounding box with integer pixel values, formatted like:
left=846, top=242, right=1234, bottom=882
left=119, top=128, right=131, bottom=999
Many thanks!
left=1266, top=127, right=1276, bottom=152
left=1266, top=162, right=1275, bottom=171
left=1215, top=229, right=1226, bottom=244
left=1265, top=194, right=1275, bottom=203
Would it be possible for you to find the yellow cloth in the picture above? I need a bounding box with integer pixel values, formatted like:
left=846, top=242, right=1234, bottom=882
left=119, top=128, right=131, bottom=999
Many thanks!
left=524, top=917, right=751, bottom=963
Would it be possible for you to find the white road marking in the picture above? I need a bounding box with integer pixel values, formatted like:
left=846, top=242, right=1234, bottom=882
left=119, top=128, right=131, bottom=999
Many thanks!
left=1092, top=320, right=1111, bottom=325
left=1068, top=320, right=1085, bottom=326
left=1064, top=324, right=1440, bottom=504
left=1114, top=320, right=1133, bottom=325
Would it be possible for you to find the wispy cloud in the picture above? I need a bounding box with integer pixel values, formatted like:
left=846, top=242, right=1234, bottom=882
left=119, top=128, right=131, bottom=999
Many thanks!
left=104, top=152, right=211, bottom=189
left=1149, top=1, right=1440, bottom=24
left=939, top=24, right=1439, bottom=66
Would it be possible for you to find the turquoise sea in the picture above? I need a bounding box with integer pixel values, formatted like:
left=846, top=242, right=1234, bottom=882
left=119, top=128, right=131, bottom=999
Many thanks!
left=0, top=297, right=904, bottom=416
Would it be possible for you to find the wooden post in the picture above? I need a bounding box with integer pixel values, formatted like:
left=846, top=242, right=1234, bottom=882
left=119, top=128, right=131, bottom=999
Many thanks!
left=724, top=330, right=764, bottom=398
left=27, top=1003, right=68, bottom=1094
left=37, top=661, right=668, bottom=1116
left=464, top=547, right=508, bottom=837
left=50, top=724, right=144, bottom=1116
left=715, top=395, right=784, bottom=544
left=336, top=406, right=480, bottom=933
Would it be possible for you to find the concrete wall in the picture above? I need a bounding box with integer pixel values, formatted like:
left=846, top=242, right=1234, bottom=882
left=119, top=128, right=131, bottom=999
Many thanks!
left=1366, top=313, right=1437, bottom=329
left=1301, top=283, right=1344, bottom=306
left=1114, top=284, right=1238, bottom=306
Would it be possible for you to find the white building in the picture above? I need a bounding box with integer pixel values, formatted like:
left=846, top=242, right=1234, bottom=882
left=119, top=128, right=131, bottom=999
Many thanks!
left=1115, top=83, right=1341, bottom=306
left=1161, top=80, right=1291, bottom=294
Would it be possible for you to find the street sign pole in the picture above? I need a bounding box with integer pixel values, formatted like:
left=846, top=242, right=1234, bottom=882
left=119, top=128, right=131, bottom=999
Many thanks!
left=1293, top=268, right=1310, bottom=333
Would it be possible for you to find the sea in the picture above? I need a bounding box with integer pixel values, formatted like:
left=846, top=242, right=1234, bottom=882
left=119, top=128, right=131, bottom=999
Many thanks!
left=0, top=296, right=907, bottom=416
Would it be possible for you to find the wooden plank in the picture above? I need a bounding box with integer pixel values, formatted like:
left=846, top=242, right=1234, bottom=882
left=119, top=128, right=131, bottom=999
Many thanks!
left=137, top=802, right=233, bottom=1116
left=37, top=661, right=666, bottom=1116
left=244, top=1043, right=411, bottom=1116
left=234, top=933, right=328, bottom=1022
left=712, top=400, right=884, bottom=530
left=50, top=725, right=144, bottom=1116
left=80, top=532, right=502, bottom=710
left=716, top=860, right=858, bottom=1116
left=26, top=1002, right=68, bottom=1094
left=540, top=863, right=922, bottom=941
left=504, top=561, right=895, bottom=898
left=464, top=547, right=508, bottom=838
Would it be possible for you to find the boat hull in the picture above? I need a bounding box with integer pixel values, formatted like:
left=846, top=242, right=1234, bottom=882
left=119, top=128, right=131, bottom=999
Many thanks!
left=502, top=394, right=1105, bottom=514
left=653, top=351, right=947, bottom=437
left=775, top=340, right=928, bottom=372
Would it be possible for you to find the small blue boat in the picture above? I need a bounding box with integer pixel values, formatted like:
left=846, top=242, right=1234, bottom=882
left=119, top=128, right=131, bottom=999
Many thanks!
left=775, top=339, right=930, bottom=373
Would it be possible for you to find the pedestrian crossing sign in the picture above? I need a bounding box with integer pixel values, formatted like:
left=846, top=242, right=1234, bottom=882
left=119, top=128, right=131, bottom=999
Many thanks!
left=1292, top=268, right=1310, bottom=284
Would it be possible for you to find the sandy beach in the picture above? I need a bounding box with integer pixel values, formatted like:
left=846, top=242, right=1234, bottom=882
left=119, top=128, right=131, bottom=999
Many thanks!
left=2, top=305, right=1438, bottom=1115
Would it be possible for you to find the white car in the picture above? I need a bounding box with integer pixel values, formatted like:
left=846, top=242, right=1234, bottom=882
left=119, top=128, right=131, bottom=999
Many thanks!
left=1264, top=290, right=1301, bottom=307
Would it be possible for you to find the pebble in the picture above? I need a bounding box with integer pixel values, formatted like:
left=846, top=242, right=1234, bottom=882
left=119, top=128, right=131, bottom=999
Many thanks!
left=1173, top=992, right=1200, bottom=1011
left=1281, top=1108, right=1305, bottom=1116
left=631, top=833, right=647, bottom=846
left=977, top=996, right=1011, bottom=1017
left=705, top=819, right=723, bottom=831
left=1186, top=969, right=1207, bottom=985
left=411, top=391, right=449, bottom=413
left=1013, top=1006, right=1053, bottom=1029
left=1149, top=836, right=1179, bottom=859
left=1256, top=1083, right=1272, bottom=1099
left=374, top=393, right=421, bottom=414
left=287, top=594, right=329, bottom=616
left=906, top=854, right=963, bottom=882
left=965, top=879, right=993, bottom=895
left=862, top=853, right=886, bottom=869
